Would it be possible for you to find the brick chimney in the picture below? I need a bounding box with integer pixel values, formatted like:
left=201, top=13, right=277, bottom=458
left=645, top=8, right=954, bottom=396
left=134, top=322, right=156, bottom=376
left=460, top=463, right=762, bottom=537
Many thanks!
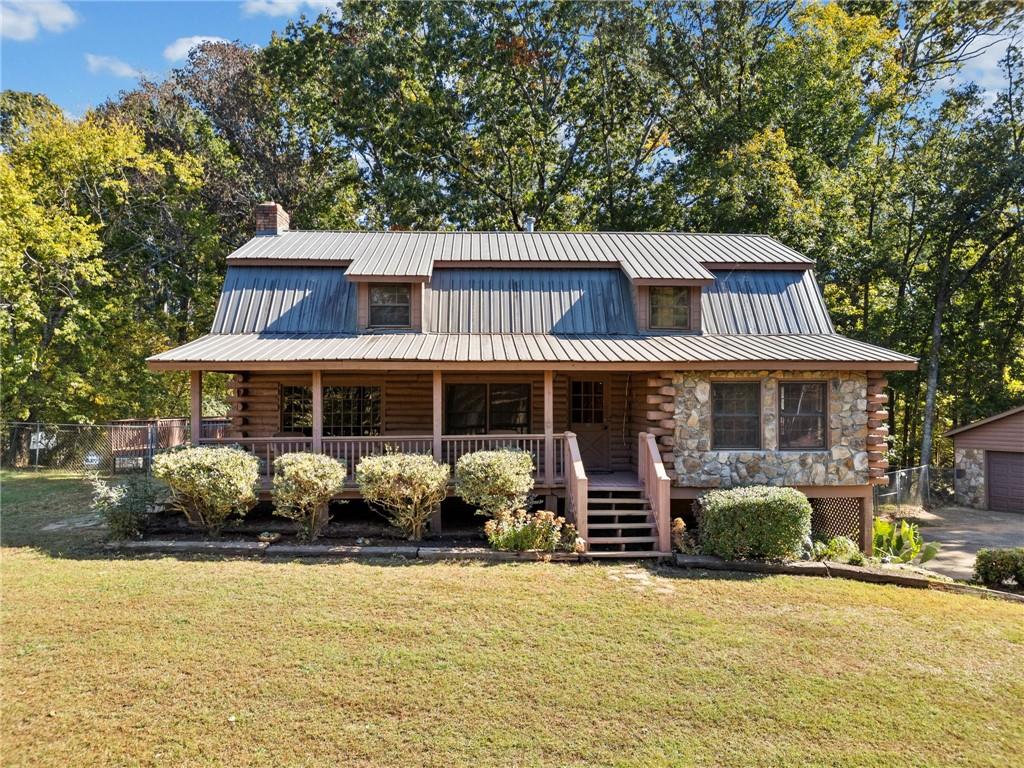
left=254, top=202, right=289, bottom=236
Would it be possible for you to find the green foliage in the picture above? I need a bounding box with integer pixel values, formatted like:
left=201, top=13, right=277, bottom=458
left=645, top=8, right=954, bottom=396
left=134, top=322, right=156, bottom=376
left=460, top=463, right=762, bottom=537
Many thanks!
left=973, top=548, right=1024, bottom=587
left=271, top=452, right=347, bottom=540
left=454, top=449, right=535, bottom=518
left=152, top=446, right=259, bottom=534
left=698, top=486, right=812, bottom=561
left=354, top=453, right=449, bottom=540
left=90, top=474, right=161, bottom=540
left=872, top=518, right=939, bottom=564
left=811, top=535, right=864, bottom=566
left=484, top=510, right=581, bottom=553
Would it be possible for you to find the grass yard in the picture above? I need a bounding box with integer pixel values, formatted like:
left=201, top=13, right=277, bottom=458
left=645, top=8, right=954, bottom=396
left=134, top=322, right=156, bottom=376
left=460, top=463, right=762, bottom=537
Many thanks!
left=2, top=471, right=1023, bottom=767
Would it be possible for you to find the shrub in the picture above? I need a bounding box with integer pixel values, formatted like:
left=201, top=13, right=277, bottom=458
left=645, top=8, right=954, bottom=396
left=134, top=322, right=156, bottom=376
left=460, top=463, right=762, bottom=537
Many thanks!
left=697, top=485, right=811, bottom=561
left=355, top=452, right=449, bottom=540
left=455, top=449, right=536, bottom=517
left=872, top=518, right=939, bottom=564
left=91, top=474, right=161, bottom=540
left=152, top=446, right=260, bottom=534
left=484, top=510, right=582, bottom=553
left=812, top=535, right=864, bottom=566
left=974, top=548, right=1024, bottom=587
left=271, top=453, right=347, bottom=540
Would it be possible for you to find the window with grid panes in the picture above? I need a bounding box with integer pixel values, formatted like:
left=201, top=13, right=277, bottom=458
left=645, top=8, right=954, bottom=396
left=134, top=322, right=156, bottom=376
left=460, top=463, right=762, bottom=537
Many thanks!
left=324, top=386, right=381, bottom=436
left=368, top=283, right=411, bottom=327
left=281, top=386, right=313, bottom=435
left=281, top=385, right=382, bottom=436
left=711, top=382, right=760, bottom=449
left=570, top=380, right=604, bottom=424
left=649, top=286, right=691, bottom=330
left=778, top=382, right=827, bottom=450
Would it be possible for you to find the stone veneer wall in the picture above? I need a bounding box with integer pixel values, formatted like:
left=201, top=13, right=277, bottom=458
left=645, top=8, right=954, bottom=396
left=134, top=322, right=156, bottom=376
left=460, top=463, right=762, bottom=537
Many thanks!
left=954, top=447, right=986, bottom=508
left=672, top=371, right=870, bottom=488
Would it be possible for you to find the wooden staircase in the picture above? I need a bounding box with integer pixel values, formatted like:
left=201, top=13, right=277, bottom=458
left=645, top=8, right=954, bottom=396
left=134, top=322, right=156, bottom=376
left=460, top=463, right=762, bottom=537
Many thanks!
left=584, top=484, right=663, bottom=557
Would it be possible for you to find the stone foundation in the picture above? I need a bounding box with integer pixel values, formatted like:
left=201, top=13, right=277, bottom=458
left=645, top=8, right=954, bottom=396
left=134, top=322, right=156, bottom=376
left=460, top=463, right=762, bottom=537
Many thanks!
left=673, top=371, right=869, bottom=488
left=954, top=448, right=986, bottom=508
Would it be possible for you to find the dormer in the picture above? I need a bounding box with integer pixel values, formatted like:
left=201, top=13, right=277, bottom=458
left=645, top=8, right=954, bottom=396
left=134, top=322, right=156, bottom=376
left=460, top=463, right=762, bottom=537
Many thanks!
left=636, top=284, right=702, bottom=333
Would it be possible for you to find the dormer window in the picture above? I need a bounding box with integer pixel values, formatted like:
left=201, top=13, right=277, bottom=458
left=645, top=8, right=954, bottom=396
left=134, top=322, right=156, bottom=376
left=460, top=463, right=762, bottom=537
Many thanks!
left=649, top=286, right=691, bottom=330
left=368, top=284, right=411, bottom=328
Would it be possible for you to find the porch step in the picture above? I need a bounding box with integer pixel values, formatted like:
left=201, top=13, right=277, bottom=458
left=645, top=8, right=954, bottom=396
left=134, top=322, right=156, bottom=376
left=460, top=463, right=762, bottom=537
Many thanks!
left=581, top=475, right=660, bottom=557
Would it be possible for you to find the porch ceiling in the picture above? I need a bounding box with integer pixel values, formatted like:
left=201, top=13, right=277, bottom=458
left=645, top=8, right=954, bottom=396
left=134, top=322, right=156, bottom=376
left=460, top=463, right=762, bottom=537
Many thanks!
left=147, top=332, right=917, bottom=371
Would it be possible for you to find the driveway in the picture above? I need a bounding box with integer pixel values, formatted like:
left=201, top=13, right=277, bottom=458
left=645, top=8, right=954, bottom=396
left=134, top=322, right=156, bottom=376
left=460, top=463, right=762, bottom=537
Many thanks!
left=912, top=506, right=1024, bottom=580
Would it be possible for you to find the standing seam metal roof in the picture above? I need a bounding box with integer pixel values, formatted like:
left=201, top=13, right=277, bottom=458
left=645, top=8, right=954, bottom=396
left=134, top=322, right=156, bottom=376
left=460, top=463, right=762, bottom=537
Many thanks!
left=226, top=230, right=809, bottom=279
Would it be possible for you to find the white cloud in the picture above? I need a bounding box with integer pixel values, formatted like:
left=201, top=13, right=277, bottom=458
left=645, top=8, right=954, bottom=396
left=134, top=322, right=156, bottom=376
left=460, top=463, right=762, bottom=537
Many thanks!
left=163, top=35, right=230, bottom=62
left=241, top=0, right=335, bottom=18
left=84, top=53, right=142, bottom=79
left=0, top=0, right=78, bottom=41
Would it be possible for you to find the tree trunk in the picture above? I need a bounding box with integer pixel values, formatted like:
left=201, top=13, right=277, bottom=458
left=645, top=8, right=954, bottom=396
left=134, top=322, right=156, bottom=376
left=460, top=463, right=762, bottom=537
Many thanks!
left=919, top=286, right=948, bottom=472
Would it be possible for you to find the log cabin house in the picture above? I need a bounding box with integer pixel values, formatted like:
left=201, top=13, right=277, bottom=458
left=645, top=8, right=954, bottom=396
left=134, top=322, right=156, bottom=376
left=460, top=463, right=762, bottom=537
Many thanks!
left=148, top=203, right=916, bottom=555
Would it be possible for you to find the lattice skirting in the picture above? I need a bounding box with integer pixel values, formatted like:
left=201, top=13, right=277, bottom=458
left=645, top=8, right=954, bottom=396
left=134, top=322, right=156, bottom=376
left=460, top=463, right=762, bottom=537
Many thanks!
left=810, top=497, right=864, bottom=543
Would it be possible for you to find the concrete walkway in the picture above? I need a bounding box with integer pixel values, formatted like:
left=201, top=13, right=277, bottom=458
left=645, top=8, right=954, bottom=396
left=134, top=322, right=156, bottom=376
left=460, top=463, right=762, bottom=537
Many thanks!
left=913, top=506, right=1024, bottom=580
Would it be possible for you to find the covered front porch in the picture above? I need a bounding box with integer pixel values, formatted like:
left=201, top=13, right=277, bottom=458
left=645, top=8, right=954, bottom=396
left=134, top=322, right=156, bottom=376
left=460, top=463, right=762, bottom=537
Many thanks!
left=187, top=368, right=673, bottom=553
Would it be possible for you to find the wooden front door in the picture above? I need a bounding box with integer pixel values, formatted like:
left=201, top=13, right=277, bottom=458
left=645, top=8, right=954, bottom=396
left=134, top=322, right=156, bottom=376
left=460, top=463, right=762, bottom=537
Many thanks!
left=570, top=378, right=610, bottom=471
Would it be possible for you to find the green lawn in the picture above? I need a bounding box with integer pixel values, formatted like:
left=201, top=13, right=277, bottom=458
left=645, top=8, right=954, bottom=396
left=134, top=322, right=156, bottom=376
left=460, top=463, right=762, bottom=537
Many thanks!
left=2, top=471, right=1023, bottom=767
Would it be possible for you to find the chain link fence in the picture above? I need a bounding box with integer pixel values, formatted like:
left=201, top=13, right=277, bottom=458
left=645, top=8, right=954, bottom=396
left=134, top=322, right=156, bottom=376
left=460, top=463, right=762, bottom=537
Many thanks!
left=1, top=419, right=229, bottom=475
left=873, top=464, right=955, bottom=514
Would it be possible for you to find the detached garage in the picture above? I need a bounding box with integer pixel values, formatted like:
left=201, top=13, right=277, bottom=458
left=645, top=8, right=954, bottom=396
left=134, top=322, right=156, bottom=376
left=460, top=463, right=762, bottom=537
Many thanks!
left=946, top=406, right=1024, bottom=513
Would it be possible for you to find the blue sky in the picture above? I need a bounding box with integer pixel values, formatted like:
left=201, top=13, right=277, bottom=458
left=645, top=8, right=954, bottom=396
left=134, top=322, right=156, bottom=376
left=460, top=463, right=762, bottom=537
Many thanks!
left=0, top=0, right=1017, bottom=118
left=0, top=1, right=334, bottom=116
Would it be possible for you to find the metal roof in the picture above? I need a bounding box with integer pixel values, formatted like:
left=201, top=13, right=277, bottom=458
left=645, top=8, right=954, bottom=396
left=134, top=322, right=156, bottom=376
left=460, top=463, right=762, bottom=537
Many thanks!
left=211, top=266, right=357, bottom=334
left=701, top=270, right=834, bottom=334
left=426, top=268, right=637, bottom=334
left=943, top=405, right=1024, bottom=437
left=149, top=332, right=917, bottom=368
left=226, top=230, right=809, bottom=279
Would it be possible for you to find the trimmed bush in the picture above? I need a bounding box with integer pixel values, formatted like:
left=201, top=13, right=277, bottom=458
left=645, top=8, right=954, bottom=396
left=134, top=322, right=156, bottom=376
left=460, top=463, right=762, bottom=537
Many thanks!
left=152, top=446, right=260, bottom=534
left=974, top=548, right=1024, bottom=587
left=697, top=485, right=811, bottom=561
left=91, top=474, right=161, bottom=540
left=455, top=449, right=535, bottom=517
left=484, top=510, right=581, bottom=553
left=271, top=453, right=347, bottom=540
left=355, top=453, right=449, bottom=540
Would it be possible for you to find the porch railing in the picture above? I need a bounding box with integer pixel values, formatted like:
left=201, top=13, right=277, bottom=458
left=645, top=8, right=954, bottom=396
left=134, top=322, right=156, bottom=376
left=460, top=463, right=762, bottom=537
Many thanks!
left=323, top=435, right=433, bottom=484
left=197, top=436, right=314, bottom=479
left=442, top=433, right=563, bottom=484
left=197, top=433, right=566, bottom=486
left=563, top=431, right=588, bottom=547
left=638, top=432, right=671, bottom=553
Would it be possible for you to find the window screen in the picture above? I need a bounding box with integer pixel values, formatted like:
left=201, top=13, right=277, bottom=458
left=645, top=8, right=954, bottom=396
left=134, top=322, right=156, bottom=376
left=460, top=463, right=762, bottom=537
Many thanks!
left=368, top=284, right=411, bottom=327
left=649, top=286, right=691, bottom=329
left=778, top=382, right=827, bottom=450
left=711, top=382, right=760, bottom=449
left=445, top=383, right=531, bottom=434
left=570, top=380, right=604, bottom=424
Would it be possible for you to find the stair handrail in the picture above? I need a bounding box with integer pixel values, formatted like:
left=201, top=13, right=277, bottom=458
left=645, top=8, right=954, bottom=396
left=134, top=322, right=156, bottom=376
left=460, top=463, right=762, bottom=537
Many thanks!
left=638, top=432, right=671, bottom=553
left=563, top=431, right=589, bottom=548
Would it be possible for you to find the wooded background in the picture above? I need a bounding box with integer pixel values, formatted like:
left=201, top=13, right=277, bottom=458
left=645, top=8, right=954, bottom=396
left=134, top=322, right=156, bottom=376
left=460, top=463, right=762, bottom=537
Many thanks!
left=3, top=0, right=1022, bottom=471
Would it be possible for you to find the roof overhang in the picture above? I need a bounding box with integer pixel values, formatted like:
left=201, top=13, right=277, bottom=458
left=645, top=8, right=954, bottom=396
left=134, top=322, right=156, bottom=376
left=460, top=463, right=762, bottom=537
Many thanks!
left=943, top=405, right=1024, bottom=438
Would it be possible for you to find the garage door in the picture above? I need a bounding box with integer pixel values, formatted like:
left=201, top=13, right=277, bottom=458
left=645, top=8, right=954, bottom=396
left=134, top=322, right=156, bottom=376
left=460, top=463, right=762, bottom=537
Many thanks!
left=988, top=452, right=1024, bottom=512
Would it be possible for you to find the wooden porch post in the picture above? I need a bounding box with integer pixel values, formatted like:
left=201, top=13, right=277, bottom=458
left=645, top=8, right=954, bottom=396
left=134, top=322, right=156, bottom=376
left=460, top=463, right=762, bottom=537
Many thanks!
left=311, top=370, right=323, bottom=453
left=543, top=370, right=554, bottom=485
left=431, top=369, right=443, bottom=534
left=861, top=492, right=874, bottom=556
left=432, top=370, right=443, bottom=462
left=190, top=370, right=202, bottom=446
